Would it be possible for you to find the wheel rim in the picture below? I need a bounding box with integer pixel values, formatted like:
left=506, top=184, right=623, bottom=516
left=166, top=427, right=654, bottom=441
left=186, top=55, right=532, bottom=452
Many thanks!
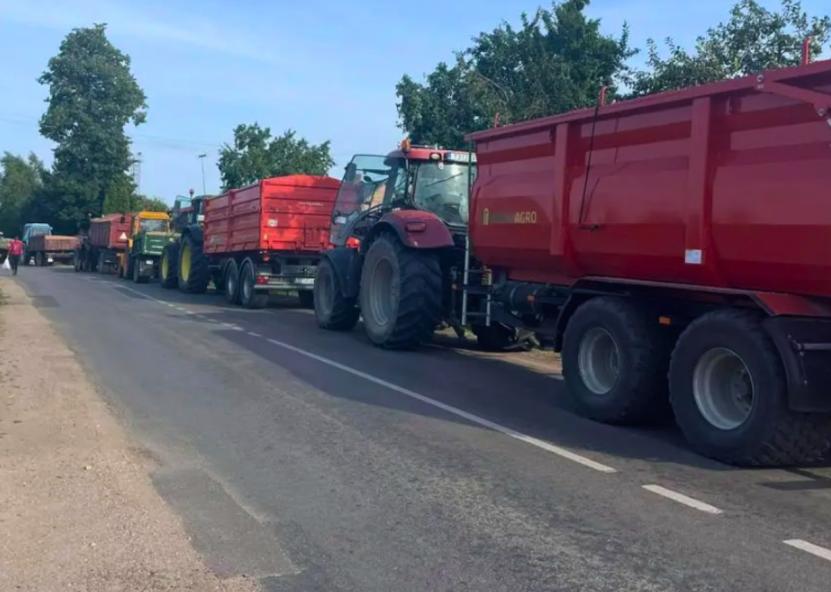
left=693, top=347, right=754, bottom=430
left=577, top=327, right=621, bottom=395
left=317, top=266, right=334, bottom=316
left=180, top=243, right=191, bottom=282
left=367, top=257, right=394, bottom=327
left=226, top=267, right=236, bottom=298
left=242, top=266, right=252, bottom=302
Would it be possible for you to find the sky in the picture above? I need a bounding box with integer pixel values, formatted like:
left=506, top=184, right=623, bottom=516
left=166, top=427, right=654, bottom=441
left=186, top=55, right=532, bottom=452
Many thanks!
left=0, top=0, right=828, bottom=202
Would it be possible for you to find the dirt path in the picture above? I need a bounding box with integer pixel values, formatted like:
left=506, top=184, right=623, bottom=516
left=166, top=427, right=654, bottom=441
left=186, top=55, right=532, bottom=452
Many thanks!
left=0, top=278, right=258, bottom=592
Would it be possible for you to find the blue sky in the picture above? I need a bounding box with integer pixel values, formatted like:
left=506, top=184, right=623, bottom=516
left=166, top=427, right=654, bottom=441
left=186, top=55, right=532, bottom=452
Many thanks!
left=0, top=0, right=827, bottom=201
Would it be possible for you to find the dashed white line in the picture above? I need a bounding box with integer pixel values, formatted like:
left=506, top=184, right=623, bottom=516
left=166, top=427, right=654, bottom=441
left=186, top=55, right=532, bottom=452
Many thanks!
left=642, top=484, right=722, bottom=515
left=783, top=539, right=831, bottom=562
left=247, top=331, right=262, bottom=338
left=263, top=337, right=616, bottom=473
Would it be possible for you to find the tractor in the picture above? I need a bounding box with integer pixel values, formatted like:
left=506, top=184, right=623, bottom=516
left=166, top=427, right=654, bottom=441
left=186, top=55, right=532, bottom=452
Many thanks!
left=118, top=211, right=176, bottom=283
left=313, top=141, right=509, bottom=349
left=160, top=194, right=215, bottom=293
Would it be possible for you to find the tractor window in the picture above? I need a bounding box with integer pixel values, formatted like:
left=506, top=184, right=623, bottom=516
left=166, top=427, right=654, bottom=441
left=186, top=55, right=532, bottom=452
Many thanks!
left=413, top=162, right=472, bottom=226
left=139, top=219, right=168, bottom=233
left=333, top=155, right=390, bottom=220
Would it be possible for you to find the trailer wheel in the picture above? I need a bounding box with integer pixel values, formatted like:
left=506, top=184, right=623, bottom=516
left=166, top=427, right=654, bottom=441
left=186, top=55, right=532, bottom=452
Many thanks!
left=314, top=258, right=359, bottom=330
left=73, top=250, right=82, bottom=272
left=563, top=297, right=670, bottom=424
left=224, top=259, right=241, bottom=305
left=160, top=244, right=179, bottom=289
left=669, top=310, right=831, bottom=466
left=240, top=259, right=268, bottom=309
left=132, top=257, right=148, bottom=284
left=178, top=234, right=210, bottom=294
left=298, top=290, right=314, bottom=309
left=359, top=233, right=442, bottom=349
left=97, top=252, right=106, bottom=274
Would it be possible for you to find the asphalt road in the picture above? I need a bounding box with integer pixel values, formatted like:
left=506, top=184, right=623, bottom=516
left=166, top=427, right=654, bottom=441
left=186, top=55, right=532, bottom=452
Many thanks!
left=15, top=266, right=831, bottom=591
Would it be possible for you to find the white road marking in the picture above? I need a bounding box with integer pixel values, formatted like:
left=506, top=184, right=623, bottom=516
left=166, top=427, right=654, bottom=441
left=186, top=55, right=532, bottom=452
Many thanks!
left=248, top=331, right=262, bottom=338
left=264, top=337, right=616, bottom=473
left=783, top=539, right=831, bottom=562
left=104, top=282, right=615, bottom=473
left=642, top=484, right=722, bottom=515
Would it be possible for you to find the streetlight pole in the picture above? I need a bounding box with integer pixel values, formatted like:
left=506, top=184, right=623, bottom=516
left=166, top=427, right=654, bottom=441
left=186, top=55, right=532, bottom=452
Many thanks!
left=198, top=153, right=207, bottom=196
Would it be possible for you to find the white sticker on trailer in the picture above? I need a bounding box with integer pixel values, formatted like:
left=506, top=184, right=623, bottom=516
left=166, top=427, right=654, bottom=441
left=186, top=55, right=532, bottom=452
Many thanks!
left=684, top=249, right=703, bottom=265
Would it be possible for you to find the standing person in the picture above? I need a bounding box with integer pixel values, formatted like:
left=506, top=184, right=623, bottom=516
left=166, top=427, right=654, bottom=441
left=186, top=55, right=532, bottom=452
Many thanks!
left=7, top=236, right=24, bottom=276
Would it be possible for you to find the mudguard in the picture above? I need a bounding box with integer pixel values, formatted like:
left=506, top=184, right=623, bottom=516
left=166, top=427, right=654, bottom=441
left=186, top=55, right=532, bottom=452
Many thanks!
left=372, top=210, right=454, bottom=249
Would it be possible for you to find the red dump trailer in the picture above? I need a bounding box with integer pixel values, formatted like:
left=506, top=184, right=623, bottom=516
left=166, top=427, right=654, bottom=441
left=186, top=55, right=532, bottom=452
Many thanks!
left=464, top=59, right=831, bottom=466
left=200, top=175, right=340, bottom=308
left=26, top=234, right=79, bottom=266
left=74, top=214, right=133, bottom=273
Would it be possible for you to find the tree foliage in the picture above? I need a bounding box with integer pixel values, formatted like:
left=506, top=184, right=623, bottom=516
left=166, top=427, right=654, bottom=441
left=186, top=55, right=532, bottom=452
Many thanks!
left=0, top=153, right=46, bottom=236
left=37, top=23, right=146, bottom=227
left=631, top=0, right=831, bottom=95
left=218, top=124, right=335, bottom=190
left=396, top=0, right=633, bottom=147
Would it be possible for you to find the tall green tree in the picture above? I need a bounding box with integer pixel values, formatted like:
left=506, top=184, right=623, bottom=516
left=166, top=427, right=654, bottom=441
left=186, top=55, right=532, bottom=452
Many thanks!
left=38, top=23, right=146, bottom=227
left=396, top=0, right=633, bottom=147
left=218, top=124, right=335, bottom=190
left=0, top=153, right=46, bottom=236
left=631, top=0, right=830, bottom=96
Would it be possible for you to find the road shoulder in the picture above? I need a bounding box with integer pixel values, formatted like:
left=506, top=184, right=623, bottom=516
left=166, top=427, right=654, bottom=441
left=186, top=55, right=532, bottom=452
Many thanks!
left=0, top=277, right=258, bottom=592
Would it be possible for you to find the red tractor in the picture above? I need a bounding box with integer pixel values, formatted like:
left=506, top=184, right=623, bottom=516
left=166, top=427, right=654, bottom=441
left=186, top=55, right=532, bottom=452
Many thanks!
left=314, top=142, right=500, bottom=349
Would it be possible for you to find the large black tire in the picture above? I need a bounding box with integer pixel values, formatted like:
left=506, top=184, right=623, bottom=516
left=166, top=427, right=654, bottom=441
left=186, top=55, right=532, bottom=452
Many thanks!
left=224, top=259, right=241, bottom=305
left=359, top=234, right=442, bottom=349
left=73, top=250, right=82, bottom=272
left=314, top=258, right=359, bottom=330
left=239, top=259, right=268, bottom=309
left=178, top=234, right=210, bottom=294
left=669, top=310, right=831, bottom=466
left=132, top=257, right=143, bottom=283
left=563, top=297, right=671, bottom=424
left=160, top=243, right=179, bottom=289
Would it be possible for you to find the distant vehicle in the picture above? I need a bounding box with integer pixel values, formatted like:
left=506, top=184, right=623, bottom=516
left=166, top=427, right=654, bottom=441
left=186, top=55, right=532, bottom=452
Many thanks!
left=163, top=176, right=340, bottom=310
left=25, top=234, right=79, bottom=266
left=74, top=214, right=133, bottom=273
left=0, top=232, right=9, bottom=263
left=116, top=211, right=175, bottom=283
left=21, top=222, right=53, bottom=265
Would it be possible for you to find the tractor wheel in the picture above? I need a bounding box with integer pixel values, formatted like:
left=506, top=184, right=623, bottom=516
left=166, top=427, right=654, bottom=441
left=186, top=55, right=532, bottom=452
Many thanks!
left=359, top=233, right=442, bottom=349
left=97, top=252, right=106, bottom=274
left=160, top=243, right=179, bottom=289
left=34, top=252, right=43, bottom=267
left=314, top=258, right=359, bottom=331
left=178, top=234, right=210, bottom=294
left=562, top=297, right=671, bottom=424
left=132, top=257, right=143, bottom=283
left=73, top=250, right=82, bottom=272
left=298, top=290, right=314, bottom=309
left=239, top=259, right=268, bottom=309
left=669, top=310, right=831, bottom=466
left=224, top=259, right=241, bottom=305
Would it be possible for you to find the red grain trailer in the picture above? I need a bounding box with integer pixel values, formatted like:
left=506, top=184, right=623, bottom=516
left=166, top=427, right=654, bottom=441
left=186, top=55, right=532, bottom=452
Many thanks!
left=74, top=213, right=133, bottom=273
left=463, top=59, right=831, bottom=465
left=202, top=175, right=340, bottom=308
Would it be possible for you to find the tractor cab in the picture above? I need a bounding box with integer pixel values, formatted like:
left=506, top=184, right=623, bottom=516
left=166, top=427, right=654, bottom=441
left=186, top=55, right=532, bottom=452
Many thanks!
left=330, top=142, right=475, bottom=246
left=171, top=195, right=207, bottom=231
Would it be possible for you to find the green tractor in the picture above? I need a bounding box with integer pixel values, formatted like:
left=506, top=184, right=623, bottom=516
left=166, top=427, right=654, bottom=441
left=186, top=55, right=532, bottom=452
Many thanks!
left=160, top=194, right=215, bottom=292
left=120, top=211, right=178, bottom=283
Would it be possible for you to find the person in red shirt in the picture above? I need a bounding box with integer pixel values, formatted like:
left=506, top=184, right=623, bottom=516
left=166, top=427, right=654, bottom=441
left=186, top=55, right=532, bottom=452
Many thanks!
left=7, top=236, right=24, bottom=276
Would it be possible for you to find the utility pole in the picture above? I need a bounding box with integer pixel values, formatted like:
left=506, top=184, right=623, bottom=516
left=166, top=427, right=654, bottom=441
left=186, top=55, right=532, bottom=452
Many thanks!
left=198, top=153, right=207, bottom=196
left=132, top=152, right=143, bottom=193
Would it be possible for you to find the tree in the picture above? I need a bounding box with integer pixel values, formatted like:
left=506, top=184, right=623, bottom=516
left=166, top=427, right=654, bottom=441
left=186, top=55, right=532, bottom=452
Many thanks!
left=631, top=0, right=830, bottom=96
left=38, top=23, right=146, bottom=225
left=218, top=124, right=335, bottom=189
left=0, top=153, right=46, bottom=236
left=134, top=196, right=169, bottom=212
left=396, top=0, right=633, bottom=147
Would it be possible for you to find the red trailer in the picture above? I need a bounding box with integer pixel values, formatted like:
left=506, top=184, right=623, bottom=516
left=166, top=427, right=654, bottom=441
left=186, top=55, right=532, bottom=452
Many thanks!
left=74, top=214, right=133, bottom=273
left=200, top=175, right=340, bottom=308
left=462, top=59, right=831, bottom=465
left=26, top=234, right=79, bottom=266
